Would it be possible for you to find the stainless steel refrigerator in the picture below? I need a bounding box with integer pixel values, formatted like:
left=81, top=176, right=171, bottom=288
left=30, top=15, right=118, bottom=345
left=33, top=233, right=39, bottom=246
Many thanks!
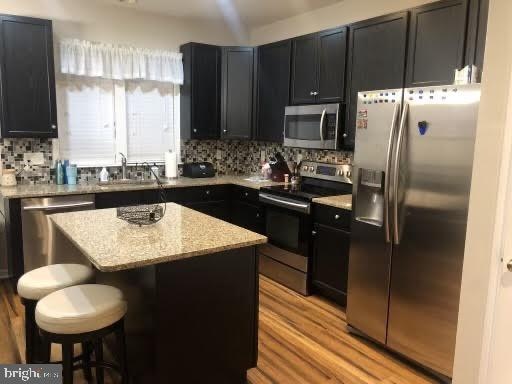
left=347, top=84, right=481, bottom=380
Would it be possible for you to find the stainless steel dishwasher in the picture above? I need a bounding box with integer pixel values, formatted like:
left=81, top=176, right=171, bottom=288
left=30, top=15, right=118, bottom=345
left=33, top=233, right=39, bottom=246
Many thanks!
left=21, top=194, right=95, bottom=272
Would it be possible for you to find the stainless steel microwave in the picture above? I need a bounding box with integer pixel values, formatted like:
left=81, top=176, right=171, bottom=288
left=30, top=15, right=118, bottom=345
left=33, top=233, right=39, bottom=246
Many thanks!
left=283, top=103, right=340, bottom=150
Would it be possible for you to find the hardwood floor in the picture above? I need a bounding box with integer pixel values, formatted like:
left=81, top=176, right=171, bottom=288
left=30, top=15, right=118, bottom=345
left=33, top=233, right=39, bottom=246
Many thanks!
left=0, top=276, right=439, bottom=384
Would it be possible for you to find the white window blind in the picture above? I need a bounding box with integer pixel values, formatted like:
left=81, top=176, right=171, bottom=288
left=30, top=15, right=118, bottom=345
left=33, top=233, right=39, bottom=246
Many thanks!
left=56, top=77, right=116, bottom=166
left=125, top=81, right=177, bottom=164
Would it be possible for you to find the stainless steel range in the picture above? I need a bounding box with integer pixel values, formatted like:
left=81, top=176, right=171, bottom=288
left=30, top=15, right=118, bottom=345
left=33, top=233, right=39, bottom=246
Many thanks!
left=258, top=161, right=352, bottom=295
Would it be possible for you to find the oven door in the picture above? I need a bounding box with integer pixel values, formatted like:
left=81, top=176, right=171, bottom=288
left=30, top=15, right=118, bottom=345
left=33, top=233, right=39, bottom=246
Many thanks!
left=258, top=193, right=313, bottom=294
left=283, top=104, right=340, bottom=150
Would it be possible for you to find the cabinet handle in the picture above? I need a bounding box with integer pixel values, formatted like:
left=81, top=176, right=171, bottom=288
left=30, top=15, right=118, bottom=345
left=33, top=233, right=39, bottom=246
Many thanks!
left=51, top=124, right=57, bottom=130
left=343, top=133, right=348, bottom=138
left=244, top=192, right=249, bottom=197
left=312, top=230, right=317, bottom=236
left=310, top=91, right=315, bottom=96
left=193, top=129, right=198, bottom=133
left=256, top=213, right=260, bottom=218
left=223, top=129, right=227, bottom=133
left=314, top=91, right=319, bottom=96
left=334, top=214, right=340, bottom=220
left=205, top=190, right=210, bottom=195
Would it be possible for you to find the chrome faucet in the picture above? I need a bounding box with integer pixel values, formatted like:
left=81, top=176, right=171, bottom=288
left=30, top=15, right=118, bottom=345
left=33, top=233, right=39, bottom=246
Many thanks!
left=119, top=152, right=128, bottom=180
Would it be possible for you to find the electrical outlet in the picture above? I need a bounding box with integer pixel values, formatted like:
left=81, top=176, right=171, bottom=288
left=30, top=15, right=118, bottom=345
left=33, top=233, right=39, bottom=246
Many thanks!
left=260, top=150, right=266, bottom=162
left=216, top=150, right=222, bottom=160
left=24, top=152, right=45, bottom=165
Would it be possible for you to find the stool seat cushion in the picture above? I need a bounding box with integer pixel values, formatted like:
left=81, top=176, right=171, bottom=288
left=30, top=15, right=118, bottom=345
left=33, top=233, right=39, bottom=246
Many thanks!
left=17, top=264, right=94, bottom=301
left=35, top=284, right=127, bottom=335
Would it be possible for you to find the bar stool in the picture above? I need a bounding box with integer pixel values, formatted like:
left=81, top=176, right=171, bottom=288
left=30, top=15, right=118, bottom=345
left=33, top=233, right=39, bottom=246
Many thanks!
left=35, top=284, right=129, bottom=384
left=17, top=264, right=95, bottom=364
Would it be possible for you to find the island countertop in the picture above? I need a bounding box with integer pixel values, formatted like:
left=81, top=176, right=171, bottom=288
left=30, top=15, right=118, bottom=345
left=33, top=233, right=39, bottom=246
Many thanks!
left=50, top=203, right=267, bottom=272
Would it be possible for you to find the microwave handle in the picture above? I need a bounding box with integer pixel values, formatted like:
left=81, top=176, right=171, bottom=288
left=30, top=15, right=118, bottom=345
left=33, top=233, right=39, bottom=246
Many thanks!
left=319, top=108, right=326, bottom=141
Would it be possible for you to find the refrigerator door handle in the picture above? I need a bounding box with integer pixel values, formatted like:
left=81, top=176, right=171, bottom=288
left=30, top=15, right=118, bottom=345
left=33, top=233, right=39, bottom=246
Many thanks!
left=384, top=103, right=400, bottom=243
left=319, top=108, right=326, bottom=141
left=393, top=102, right=409, bottom=245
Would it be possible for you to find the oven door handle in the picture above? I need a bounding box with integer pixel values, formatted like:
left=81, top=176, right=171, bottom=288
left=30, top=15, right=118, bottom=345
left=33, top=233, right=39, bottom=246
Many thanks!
left=259, top=193, right=311, bottom=214
left=319, top=108, right=326, bottom=142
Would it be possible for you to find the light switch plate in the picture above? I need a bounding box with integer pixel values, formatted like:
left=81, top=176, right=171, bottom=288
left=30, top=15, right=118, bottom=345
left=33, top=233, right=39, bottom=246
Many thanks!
left=24, top=152, right=45, bottom=165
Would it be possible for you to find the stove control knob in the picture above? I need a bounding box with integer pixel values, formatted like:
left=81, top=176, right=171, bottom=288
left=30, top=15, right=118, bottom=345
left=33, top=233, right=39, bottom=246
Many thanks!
left=309, top=166, right=315, bottom=172
left=346, top=170, right=352, bottom=178
left=337, top=169, right=344, bottom=176
left=302, top=165, right=309, bottom=171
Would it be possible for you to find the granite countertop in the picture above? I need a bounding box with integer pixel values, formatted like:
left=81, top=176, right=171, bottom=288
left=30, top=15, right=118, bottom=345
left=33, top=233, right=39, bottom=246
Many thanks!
left=0, top=175, right=283, bottom=199
left=312, top=194, right=352, bottom=210
left=50, top=203, right=267, bottom=272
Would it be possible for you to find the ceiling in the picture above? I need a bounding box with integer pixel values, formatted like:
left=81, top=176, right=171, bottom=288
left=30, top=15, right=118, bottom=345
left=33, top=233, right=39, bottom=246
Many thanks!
left=98, top=0, right=343, bottom=28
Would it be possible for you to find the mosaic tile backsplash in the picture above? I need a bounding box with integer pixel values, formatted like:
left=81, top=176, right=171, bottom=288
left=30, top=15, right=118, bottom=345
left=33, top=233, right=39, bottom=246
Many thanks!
left=1, top=138, right=353, bottom=185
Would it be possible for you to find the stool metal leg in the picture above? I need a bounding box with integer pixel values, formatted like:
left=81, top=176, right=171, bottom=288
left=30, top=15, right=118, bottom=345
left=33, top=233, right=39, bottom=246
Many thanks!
left=114, top=320, right=129, bottom=384
left=62, top=343, right=74, bottom=384
left=81, top=342, right=93, bottom=382
left=94, top=339, right=104, bottom=384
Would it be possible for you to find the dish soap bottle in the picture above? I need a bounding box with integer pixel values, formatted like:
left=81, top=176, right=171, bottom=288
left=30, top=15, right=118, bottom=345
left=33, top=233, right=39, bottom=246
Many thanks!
left=100, top=167, right=109, bottom=182
left=56, top=160, right=64, bottom=185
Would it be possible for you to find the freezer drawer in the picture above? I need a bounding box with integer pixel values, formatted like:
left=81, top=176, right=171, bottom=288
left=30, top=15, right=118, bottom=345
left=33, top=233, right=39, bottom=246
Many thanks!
left=21, top=195, right=95, bottom=272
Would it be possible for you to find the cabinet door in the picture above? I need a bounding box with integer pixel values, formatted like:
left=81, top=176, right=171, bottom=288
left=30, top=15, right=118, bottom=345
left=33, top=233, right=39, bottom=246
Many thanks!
left=312, top=223, right=351, bottom=305
left=221, top=47, right=254, bottom=140
left=231, top=200, right=264, bottom=234
left=318, top=27, right=347, bottom=103
left=406, top=0, right=469, bottom=87
left=255, top=40, right=291, bottom=143
left=345, top=13, right=408, bottom=150
left=185, top=200, right=230, bottom=221
left=180, top=43, right=221, bottom=140
left=0, top=15, right=57, bottom=138
left=290, top=33, right=318, bottom=105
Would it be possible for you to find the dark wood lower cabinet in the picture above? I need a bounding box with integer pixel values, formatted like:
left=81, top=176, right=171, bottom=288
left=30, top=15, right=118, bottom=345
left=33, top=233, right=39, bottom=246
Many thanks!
left=231, top=200, right=264, bottom=234
left=183, top=200, right=230, bottom=221
left=312, top=222, right=351, bottom=306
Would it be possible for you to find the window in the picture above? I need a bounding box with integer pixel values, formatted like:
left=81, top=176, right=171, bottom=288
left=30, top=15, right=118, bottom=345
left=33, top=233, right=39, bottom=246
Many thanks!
left=55, top=77, right=180, bottom=167
left=56, top=78, right=116, bottom=167
left=125, top=81, right=178, bottom=163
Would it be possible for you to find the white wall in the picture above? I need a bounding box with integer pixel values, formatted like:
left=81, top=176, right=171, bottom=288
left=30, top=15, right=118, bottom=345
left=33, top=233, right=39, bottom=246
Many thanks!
left=0, top=0, right=243, bottom=51
left=453, top=0, right=512, bottom=383
left=250, top=0, right=437, bottom=45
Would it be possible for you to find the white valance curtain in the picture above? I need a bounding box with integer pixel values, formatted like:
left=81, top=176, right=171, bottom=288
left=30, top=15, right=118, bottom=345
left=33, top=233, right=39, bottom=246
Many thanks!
left=60, top=39, right=183, bottom=85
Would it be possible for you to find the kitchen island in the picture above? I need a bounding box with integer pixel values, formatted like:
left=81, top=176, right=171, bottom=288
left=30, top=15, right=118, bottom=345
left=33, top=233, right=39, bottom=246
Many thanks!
left=50, top=203, right=267, bottom=383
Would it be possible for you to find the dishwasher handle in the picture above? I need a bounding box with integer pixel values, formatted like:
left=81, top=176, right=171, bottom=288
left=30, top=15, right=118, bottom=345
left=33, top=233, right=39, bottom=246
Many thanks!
left=22, top=201, right=95, bottom=212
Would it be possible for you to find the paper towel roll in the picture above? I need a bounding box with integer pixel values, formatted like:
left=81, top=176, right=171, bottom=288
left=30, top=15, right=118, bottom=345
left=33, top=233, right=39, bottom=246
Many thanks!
left=165, top=151, right=177, bottom=178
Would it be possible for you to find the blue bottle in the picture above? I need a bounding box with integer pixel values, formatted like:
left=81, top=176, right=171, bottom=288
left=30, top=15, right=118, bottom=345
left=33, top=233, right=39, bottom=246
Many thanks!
left=56, top=160, right=64, bottom=185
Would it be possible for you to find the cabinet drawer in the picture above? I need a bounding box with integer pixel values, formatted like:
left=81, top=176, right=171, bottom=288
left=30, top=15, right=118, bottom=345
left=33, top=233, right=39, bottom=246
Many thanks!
left=166, top=185, right=230, bottom=203
left=313, top=204, right=351, bottom=230
left=231, top=185, right=259, bottom=204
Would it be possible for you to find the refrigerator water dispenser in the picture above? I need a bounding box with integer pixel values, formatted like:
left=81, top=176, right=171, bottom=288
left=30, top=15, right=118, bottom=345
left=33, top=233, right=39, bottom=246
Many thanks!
left=355, top=169, right=384, bottom=227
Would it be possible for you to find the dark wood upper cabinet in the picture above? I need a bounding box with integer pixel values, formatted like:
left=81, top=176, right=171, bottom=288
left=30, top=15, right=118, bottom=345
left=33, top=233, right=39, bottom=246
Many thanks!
left=466, top=0, right=489, bottom=73
left=291, top=33, right=318, bottom=104
left=0, top=15, right=57, bottom=138
left=290, top=27, right=347, bottom=105
left=318, top=28, right=348, bottom=104
left=180, top=43, right=221, bottom=140
left=221, top=47, right=254, bottom=140
left=344, top=13, right=408, bottom=150
left=406, top=0, right=469, bottom=87
left=255, top=39, right=291, bottom=143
